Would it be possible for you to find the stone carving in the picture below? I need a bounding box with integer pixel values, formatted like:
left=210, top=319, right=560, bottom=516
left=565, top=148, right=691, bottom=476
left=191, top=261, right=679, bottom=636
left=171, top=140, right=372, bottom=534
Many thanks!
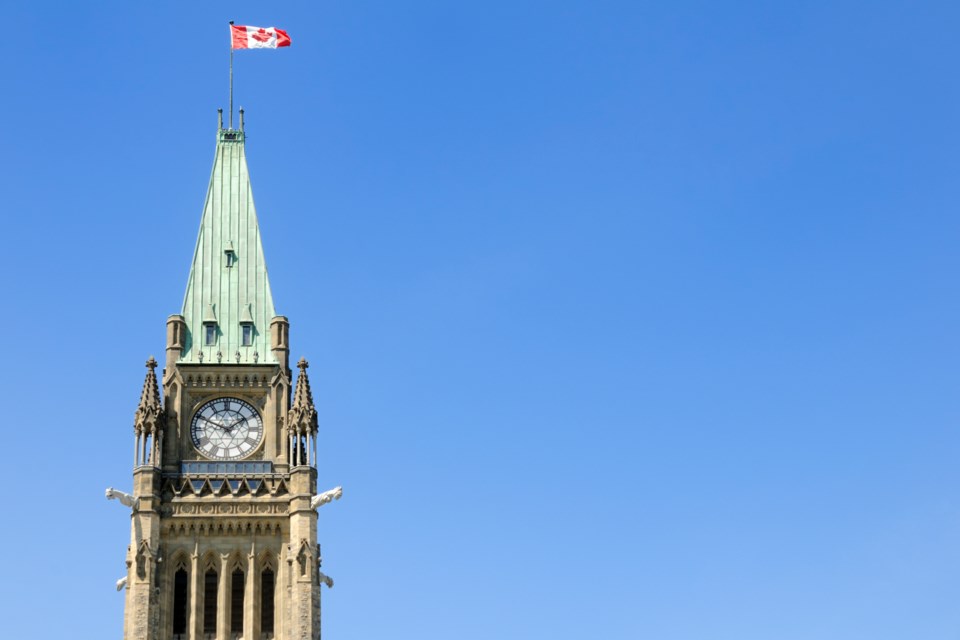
left=105, top=487, right=139, bottom=509
left=310, top=486, right=343, bottom=510
left=116, top=576, right=128, bottom=591
left=135, top=541, right=152, bottom=580
left=317, top=570, right=334, bottom=589
left=296, top=543, right=309, bottom=577
left=163, top=502, right=289, bottom=517
left=183, top=373, right=270, bottom=388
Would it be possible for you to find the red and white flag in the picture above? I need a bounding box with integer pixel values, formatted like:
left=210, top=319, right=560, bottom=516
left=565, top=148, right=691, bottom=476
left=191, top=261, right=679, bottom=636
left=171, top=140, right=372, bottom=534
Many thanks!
left=231, top=25, right=291, bottom=50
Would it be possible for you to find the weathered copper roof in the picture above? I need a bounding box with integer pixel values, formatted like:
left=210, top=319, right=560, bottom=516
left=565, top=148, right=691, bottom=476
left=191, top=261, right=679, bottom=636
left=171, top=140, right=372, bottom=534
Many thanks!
left=180, top=128, right=277, bottom=364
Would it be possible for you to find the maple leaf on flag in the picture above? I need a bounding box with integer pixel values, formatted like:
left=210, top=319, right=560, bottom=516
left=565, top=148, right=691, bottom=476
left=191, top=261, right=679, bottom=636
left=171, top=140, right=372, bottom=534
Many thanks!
left=231, top=25, right=292, bottom=49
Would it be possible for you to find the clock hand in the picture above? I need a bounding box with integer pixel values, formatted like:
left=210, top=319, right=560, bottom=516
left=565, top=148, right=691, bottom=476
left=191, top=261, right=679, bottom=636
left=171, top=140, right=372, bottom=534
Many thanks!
left=222, top=416, right=245, bottom=433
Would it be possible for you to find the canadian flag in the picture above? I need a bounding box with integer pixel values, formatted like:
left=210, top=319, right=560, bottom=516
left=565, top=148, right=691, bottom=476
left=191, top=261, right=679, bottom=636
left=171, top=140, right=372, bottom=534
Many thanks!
left=231, top=25, right=291, bottom=50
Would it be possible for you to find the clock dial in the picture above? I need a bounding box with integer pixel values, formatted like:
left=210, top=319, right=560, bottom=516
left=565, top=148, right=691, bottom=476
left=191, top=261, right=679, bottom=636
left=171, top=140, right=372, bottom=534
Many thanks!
left=190, top=397, right=264, bottom=460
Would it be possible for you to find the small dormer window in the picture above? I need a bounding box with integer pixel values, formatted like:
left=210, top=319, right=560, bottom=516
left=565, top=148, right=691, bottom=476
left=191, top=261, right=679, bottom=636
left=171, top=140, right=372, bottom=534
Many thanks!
left=240, top=303, right=255, bottom=347
left=224, top=241, right=236, bottom=268
left=202, top=304, right=219, bottom=346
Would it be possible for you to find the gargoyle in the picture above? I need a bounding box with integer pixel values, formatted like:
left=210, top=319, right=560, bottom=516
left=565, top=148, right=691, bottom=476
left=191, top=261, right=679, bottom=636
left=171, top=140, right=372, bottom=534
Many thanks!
left=310, top=486, right=342, bottom=510
left=116, top=576, right=127, bottom=591
left=317, top=570, right=334, bottom=589
left=105, top=487, right=139, bottom=509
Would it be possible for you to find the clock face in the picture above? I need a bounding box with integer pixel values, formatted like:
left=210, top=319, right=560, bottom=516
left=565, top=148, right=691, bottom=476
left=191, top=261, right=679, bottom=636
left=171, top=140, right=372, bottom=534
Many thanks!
left=191, top=397, right=264, bottom=460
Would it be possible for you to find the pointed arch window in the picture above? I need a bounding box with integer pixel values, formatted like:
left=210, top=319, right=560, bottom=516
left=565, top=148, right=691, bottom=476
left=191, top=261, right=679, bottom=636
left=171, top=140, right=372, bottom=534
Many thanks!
left=231, top=567, right=245, bottom=635
left=172, top=568, right=189, bottom=638
left=203, top=569, right=218, bottom=635
left=261, top=567, right=275, bottom=635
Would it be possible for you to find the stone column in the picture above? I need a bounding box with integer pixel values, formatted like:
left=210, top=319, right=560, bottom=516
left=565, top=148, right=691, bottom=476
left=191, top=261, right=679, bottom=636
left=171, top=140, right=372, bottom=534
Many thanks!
left=245, top=549, right=258, bottom=640
left=189, top=548, right=201, bottom=640
left=288, top=466, right=320, bottom=640
left=277, top=547, right=287, bottom=640
left=124, top=467, right=162, bottom=640
left=217, top=554, right=230, bottom=640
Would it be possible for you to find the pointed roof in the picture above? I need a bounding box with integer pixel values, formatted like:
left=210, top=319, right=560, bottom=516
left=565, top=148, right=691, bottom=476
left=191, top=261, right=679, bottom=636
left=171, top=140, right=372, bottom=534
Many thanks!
left=134, top=357, right=163, bottom=434
left=288, top=358, right=319, bottom=434
left=180, top=127, right=277, bottom=363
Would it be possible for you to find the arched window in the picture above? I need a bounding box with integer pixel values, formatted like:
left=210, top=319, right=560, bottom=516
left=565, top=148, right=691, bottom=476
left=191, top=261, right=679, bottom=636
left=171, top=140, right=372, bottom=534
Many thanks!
left=172, top=568, right=188, bottom=638
left=231, top=568, right=245, bottom=634
left=261, top=567, right=275, bottom=634
left=203, top=569, right=218, bottom=635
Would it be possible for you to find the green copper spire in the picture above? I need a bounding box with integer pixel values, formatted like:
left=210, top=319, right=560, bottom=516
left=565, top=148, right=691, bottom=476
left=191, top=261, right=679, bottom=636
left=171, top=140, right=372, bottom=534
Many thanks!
left=180, top=126, right=277, bottom=364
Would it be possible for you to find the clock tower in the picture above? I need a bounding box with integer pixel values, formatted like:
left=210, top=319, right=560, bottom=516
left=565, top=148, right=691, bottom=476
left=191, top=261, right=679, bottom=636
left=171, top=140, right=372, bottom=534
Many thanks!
left=115, top=112, right=336, bottom=640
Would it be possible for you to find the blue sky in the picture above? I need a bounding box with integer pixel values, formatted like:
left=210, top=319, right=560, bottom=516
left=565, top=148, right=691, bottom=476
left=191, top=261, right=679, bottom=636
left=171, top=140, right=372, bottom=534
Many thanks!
left=2, top=2, right=959, bottom=638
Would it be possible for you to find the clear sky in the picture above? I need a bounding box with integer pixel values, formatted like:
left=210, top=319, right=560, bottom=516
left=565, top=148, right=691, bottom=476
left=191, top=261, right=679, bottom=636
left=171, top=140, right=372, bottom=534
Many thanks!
left=2, top=2, right=959, bottom=639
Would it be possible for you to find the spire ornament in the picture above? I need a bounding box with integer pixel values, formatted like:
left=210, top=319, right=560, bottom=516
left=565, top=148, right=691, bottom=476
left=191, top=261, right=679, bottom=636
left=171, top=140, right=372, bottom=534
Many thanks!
left=288, top=358, right=318, bottom=435
left=134, top=357, right=163, bottom=436
left=132, top=357, right=164, bottom=468
left=288, top=357, right=318, bottom=468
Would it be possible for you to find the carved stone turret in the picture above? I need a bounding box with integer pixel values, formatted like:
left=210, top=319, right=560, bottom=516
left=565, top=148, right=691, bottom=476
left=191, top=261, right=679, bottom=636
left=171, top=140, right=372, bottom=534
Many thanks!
left=271, top=315, right=290, bottom=371
left=165, top=315, right=186, bottom=370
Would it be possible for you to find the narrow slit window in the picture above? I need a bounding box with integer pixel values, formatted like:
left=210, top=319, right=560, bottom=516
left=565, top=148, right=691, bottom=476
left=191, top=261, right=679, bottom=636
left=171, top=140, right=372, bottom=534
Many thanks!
left=231, top=568, right=245, bottom=634
left=242, top=324, right=253, bottom=346
left=203, top=569, right=218, bottom=635
left=261, top=568, right=275, bottom=634
left=173, top=568, right=188, bottom=638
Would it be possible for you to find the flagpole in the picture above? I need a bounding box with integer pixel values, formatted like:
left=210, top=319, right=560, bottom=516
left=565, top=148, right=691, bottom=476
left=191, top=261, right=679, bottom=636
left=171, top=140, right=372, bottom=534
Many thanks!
left=229, top=20, right=234, bottom=129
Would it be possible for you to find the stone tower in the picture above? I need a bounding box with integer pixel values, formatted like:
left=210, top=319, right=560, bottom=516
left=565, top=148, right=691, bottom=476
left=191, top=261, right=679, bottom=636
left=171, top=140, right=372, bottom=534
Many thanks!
left=117, top=114, right=334, bottom=640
